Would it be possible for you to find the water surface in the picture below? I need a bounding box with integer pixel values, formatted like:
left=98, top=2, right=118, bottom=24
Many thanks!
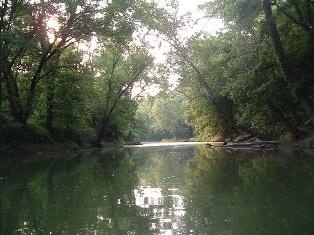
left=1, top=145, right=314, bottom=234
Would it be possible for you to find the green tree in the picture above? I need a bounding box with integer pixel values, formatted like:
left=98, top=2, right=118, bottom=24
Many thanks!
left=202, top=0, right=314, bottom=130
left=161, top=0, right=314, bottom=140
left=0, top=0, right=144, bottom=124
left=92, top=44, right=154, bottom=145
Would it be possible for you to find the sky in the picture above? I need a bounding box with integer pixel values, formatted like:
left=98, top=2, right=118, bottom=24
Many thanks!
left=138, top=0, right=224, bottom=95
left=176, top=0, right=223, bottom=34
left=48, top=0, right=225, bottom=96
left=148, top=0, right=224, bottom=64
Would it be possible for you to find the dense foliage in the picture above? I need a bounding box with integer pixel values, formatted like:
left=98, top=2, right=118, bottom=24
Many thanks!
left=0, top=0, right=165, bottom=146
left=1, top=0, right=313, bottom=147
left=135, top=94, right=193, bottom=141
left=166, top=0, right=314, bottom=140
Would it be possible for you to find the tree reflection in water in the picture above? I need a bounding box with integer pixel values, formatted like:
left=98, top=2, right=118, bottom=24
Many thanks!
left=1, top=146, right=314, bottom=235
left=185, top=147, right=314, bottom=235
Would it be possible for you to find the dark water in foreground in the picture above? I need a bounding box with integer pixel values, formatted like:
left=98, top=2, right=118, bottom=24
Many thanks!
left=1, top=145, right=314, bottom=235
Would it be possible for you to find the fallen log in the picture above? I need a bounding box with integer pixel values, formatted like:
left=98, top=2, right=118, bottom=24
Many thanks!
left=226, top=146, right=278, bottom=151
left=222, top=141, right=278, bottom=147
left=210, top=141, right=279, bottom=150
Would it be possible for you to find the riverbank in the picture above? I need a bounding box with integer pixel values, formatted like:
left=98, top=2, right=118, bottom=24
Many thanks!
left=0, top=142, right=124, bottom=161
left=1, top=136, right=313, bottom=161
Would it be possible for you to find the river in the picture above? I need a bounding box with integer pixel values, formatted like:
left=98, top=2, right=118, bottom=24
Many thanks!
left=1, top=143, right=314, bottom=234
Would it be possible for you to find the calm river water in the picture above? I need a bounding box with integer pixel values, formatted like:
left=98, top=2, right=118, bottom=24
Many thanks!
left=1, top=144, right=314, bottom=234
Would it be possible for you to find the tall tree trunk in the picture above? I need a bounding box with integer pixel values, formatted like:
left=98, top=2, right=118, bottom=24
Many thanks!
left=95, top=115, right=109, bottom=147
left=24, top=70, right=42, bottom=123
left=24, top=45, right=55, bottom=122
left=263, top=0, right=295, bottom=81
left=3, top=71, right=25, bottom=123
left=263, top=0, right=314, bottom=123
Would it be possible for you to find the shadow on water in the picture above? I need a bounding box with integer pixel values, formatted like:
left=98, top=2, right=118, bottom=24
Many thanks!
left=185, top=148, right=314, bottom=235
left=0, top=146, right=314, bottom=235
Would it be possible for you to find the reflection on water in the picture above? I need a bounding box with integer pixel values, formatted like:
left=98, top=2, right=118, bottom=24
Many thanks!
left=134, top=187, right=186, bottom=234
left=1, top=146, right=314, bottom=234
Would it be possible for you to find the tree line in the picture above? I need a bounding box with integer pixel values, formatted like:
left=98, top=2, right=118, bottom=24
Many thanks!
left=1, top=0, right=313, bottom=148
left=0, top=0, right=167, bottom=147
left=164, top=0, right=313, bottom=141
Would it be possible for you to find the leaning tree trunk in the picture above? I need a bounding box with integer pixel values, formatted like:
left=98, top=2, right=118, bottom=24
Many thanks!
left=182, top=55, right=240, bottom=136
left=263, top=0, right=314, bottom=124
left=3, top=70, right=25, bottom=123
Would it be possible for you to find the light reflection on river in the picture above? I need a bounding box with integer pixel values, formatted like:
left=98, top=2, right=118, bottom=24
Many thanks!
left=134, top=187, right=186, bottom=234
left=124, top=142, right=212, bottom=147
left=1, top=144, right=314, bottom=235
